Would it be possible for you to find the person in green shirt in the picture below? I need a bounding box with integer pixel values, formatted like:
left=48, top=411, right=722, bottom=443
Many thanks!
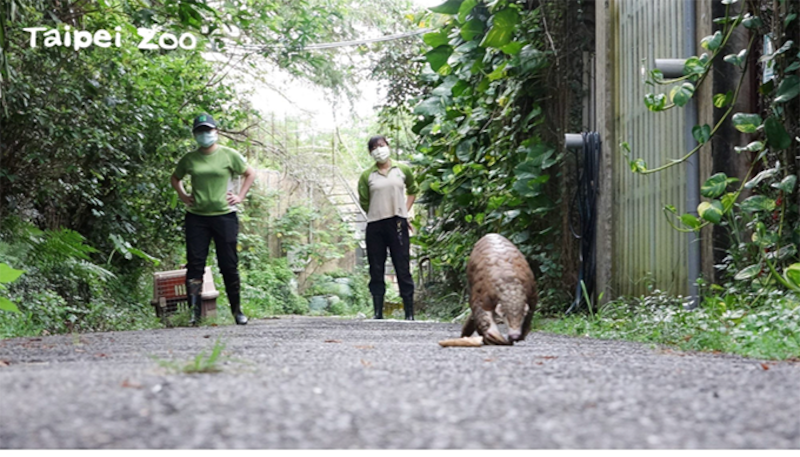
left=171, top=114, right=256, bottom=325
left=358, top=135, right=418, bottom=320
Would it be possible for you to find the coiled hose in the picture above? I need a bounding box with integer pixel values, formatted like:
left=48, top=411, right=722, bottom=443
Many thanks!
left=566, top=132, right=600, bottom=315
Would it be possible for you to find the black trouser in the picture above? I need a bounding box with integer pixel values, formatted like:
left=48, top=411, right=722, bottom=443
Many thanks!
left=185, top=212, right=240, bottom=302
left=366, top=216, right=414, bottom=300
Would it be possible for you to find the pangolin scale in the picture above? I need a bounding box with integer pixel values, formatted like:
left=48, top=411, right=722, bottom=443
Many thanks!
left=461, top=233, right=538, bottom=345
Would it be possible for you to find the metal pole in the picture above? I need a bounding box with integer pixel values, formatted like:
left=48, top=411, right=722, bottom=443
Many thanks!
left=684, top=0, right=700, bottom=308
left=654, top=58, right=687, bottom=79
left=565, top=134, right=584, bottom=149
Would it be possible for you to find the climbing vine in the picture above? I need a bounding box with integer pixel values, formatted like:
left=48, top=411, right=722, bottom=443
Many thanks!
left=626, top=0, right=800, bottom=292
left=392, top=0, right=591, bottom=307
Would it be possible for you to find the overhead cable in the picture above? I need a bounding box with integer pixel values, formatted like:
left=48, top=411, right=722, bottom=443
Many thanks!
left=219, top=28, right=434, bottom=53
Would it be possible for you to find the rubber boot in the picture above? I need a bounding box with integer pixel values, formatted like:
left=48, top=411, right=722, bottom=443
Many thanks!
left=230, top=298, right=248, bottom=325
left=372, top=295, right=384, bottom=320
left=187, top=278, right=203, bottom=326
left=228, top=290, right=247, bottom=325
left=403, top=296, right=414, bottom=321
left=225, top=274, right=247, bottom=325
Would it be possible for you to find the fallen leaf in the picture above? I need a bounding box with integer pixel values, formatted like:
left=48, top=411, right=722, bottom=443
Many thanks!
left=94, top=353, right=107, bottom=358
left=535, top=361, right=543, bottom=365
left=760, top=363, right=770, bottom=371
left=360, top=359, right=372, bottom=368
left=324, top=339, right=342, bottom=343
left=210, top=324, right=218, bottom=327
left=0, top=360, right=9, bottom=367
left=354, top=345, right=374, bottom=350
left=121, top=379, right=142, bottom=389
left=484, top=358, right=495, bottom=362
left=203, top=335, right=211, bottom=338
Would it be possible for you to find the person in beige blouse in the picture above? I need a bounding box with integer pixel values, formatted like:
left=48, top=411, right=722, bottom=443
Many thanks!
left=358, top=136, right=419, bottom=320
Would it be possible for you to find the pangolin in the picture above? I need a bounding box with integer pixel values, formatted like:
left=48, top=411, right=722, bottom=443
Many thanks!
left=461, top=233, right=538, bottom=345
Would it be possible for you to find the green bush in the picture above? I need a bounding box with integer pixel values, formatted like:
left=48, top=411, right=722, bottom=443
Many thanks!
left=304, top=268, right=372, bottom=316
left=0, top=221, right=161, bottom=338
left=239, top=257, right=308, bottom=317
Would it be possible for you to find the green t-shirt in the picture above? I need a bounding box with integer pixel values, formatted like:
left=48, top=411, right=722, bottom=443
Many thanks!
left=173, top=145, right=248, bottom=216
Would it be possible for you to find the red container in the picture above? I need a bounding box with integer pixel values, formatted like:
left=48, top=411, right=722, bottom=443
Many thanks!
left=151, top=267, right=219, bottom=319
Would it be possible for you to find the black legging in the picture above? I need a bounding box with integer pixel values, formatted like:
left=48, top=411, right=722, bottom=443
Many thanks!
left=366, top=216, right=414, bottom=300
left=184, top=211, right=240, bottom=303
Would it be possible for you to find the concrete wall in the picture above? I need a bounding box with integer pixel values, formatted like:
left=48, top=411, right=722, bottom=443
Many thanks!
left=252, top=169, right=358, bottom=289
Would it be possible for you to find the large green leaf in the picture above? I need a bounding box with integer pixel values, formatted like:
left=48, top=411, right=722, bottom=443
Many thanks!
left=460, top=18, right=485, bottom=41
left=423, top=31, right=450, bottom=48
left=721, top=192, right=738, bottom=211
left=734, top=141, right=765, bottom=154
left=0, top=263, right=24, bottom=284
left=480, top=8, right=520, bottom=49
left=734, top=264, right=761, bottom=281
left=692, top=124, right=711, bottom=144
left=670, top=83, right=695, bottom=107
left=723, top=49, right=748, bottom=66
left=429, top=0, right=463, bottom=15
left=740, top=195, right=776, bottom=212
left=487, top=61, right=508, bottom=81
left=645, top=93, right=667, bottom=112
left=764, top=116, right=792, bottom=150
left=772, top=175, right=797, bottom=193
left=501, top=41, right=523, bottom=55
left=701, top=173, right=728, bottom=198
left=458, top=0, right=478, bottom=22
left=742, top=15, right=763, bottom=29
left=784, top=264, right=800, bottom=290
left=680, top=214, right=701, bottom=230
left=752, top=222, right=778, bottom=248
left=0, top=297, right=21, bottom=313
left=732, top=113, right=762, bottom=133
left=426, top=45, right=454, bottom=72
left=713, top=91, right=734, bottom=108
left=745, top=168, right=778, bottom=189
left=700, top=31, right=723, bottom=51
left=683, top=57, right=706, bottom=76
left=698, top=200, right=724, bottom=224
left=414, top=96, right=445, bottom=117
left=456, top=138, right=476, bottom=161
left=775, top=75, right=800, bottom=103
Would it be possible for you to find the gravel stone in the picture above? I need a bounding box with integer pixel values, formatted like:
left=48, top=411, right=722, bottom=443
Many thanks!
left=0, top=316, right=798, bottom=449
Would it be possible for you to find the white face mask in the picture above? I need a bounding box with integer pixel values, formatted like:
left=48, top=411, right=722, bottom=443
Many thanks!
left=195, top=131, right=218, bottom=148
left=371, top=145, right=390, bottom=164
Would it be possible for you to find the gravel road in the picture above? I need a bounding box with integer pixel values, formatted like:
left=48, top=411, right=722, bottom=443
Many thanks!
left=1, top=316, right=798, bottom=449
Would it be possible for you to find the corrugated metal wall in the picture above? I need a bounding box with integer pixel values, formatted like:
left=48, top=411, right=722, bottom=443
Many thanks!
left=613, top=0, right=689, bottom=296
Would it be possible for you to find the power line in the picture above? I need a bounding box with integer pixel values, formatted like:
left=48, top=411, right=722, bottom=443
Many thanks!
left=218, top=28, right=434, bottom=53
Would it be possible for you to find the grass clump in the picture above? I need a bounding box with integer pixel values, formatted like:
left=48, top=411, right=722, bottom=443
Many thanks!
left=155, top=338, right=227, bottom=374
left=537, top=287, right=800, bottom=360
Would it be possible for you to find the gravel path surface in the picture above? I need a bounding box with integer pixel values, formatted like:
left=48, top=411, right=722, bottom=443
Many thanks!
left=1, top=316, right=798, bottom=449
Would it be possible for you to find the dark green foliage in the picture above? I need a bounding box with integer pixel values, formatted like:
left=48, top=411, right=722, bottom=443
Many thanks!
left=1, top=0, right=415, bottom=337
left=379, top=1, right=585, bottom=317
left=0, top=219, right=159, bottom=338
